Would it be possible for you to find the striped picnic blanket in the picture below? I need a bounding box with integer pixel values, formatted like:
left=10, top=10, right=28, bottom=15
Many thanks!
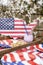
left=1, top=44, right=43, bottom=65
left=0, top=39, right=43, bottom=65
left=0, top=39, right=43, bottom=52
left=0, top=39, right=13, bottom=48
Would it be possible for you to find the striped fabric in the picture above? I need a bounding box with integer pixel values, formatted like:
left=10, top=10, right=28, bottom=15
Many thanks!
left=0, top=40, right=43, bottom=65
left=0, top=39, right=18, bottom=48
left=1, top=45, right=43, bottom=65
left=34, top=43, right=43, bottom=52
left=0, top=39, right=13, bottom=48
left=0, top=18, right=37, bottom=39
left=0, top=39, right=13, bottom=46
left=0, top=39, right=43, bottom=52
left=1, top=60, right=43, bottom=65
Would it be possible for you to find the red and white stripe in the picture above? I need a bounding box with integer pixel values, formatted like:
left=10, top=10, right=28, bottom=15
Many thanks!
left=34, top=44, right=43, bottom=52
left=0, top=18, right=37, bottom=39
left=0, top=39, right=13, bottom=46
left=1, top=51, right=36, bottom=62
left=1, top=49, right=43, bottom=65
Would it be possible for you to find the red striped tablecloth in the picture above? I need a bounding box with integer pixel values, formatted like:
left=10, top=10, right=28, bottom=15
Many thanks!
left=1, top=44, right=43, bottom=65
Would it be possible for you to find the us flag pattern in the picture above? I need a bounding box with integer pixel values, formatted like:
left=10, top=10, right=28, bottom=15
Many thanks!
left=0, top=18, right=37, bottom=39
left=0, top=18, right=14, bottom=30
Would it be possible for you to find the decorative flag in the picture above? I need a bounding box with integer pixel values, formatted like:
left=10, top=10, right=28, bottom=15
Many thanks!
left=0, top=18, right=37, bottom=39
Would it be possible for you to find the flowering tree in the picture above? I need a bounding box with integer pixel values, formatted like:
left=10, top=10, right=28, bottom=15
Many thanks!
left=0, top=0, right=43, bottom=23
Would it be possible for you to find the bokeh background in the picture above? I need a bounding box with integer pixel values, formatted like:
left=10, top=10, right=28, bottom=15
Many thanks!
left=0, top=0, right=43, bottom=24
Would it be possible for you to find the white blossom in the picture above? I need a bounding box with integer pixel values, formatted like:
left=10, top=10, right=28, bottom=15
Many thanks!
left=37, top=0, right=43, bottom=5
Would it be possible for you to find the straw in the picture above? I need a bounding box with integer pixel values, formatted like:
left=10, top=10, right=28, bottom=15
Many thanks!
left=23, top=21, right=28, bottom=35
